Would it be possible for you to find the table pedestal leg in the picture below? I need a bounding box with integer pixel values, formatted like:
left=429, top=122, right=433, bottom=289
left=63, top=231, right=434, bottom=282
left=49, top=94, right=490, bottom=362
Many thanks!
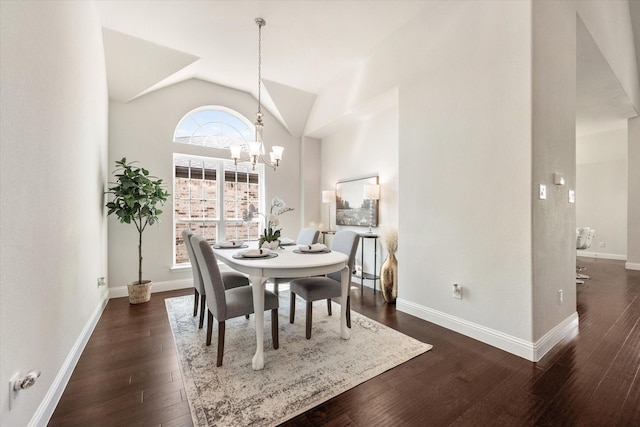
left=249, top=275, right=267, bottom=370
left=340, top=266, right=351, bottom=340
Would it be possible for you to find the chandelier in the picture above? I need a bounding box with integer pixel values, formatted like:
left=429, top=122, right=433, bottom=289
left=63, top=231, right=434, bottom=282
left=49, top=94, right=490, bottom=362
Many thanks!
left=230, top=18, right=283, bottom=170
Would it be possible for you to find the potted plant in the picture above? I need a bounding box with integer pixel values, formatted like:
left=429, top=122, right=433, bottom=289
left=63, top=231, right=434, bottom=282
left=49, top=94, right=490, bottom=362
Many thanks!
left=243, top=197, right=294, bottom=249
left=106, top=158, right=170, bottom=304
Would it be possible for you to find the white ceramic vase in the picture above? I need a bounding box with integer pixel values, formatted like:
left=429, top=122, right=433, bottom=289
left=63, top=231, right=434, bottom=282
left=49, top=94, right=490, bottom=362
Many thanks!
left=261, top=240, right=280, bottom=250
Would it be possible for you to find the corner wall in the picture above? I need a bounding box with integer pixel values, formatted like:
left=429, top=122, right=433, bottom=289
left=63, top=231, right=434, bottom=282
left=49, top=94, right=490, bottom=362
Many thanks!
left=628, top=116, right=640, bottom=269
left=530, top=1, right=578, bottom=343
left=318, top=102, right=399, bottom=280
left=0, top=1, right=109, bottom=425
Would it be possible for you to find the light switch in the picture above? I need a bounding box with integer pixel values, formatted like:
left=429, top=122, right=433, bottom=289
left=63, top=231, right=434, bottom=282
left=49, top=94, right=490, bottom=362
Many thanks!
left=539, top=184, right=546, bottom=200
left=569, top=190, right=575, bottom=204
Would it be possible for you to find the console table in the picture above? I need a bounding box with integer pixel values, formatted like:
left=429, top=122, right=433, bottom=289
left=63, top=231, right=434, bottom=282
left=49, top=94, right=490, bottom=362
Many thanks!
left=358, top=233, right=379, bottom=293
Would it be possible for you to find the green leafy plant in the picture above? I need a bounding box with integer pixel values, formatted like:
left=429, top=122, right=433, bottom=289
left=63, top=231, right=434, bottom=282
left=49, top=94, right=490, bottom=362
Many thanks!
left=106, top=158, right=170, bottom=286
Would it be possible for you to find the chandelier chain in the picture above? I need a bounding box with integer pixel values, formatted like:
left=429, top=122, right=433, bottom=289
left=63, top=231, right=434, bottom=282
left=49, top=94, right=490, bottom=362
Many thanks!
left=257, top=19, right=263, bottom=115
left=230, top=17, right=282, bottom=171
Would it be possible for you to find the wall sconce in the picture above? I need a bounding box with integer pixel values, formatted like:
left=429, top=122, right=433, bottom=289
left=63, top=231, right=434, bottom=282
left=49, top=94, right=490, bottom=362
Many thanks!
left=554, top=172, right=565, bottom=186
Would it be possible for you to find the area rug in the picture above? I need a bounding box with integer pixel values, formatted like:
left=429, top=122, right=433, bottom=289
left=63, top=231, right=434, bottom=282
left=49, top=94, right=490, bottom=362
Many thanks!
left=165, top=291, right=432, bottom=427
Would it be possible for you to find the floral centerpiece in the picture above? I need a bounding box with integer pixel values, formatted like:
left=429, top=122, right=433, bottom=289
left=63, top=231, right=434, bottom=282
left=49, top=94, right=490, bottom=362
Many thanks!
left=243, top=197, right=294, bottom=249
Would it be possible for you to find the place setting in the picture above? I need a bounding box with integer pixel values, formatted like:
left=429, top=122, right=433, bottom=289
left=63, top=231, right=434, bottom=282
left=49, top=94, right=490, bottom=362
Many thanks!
left=213, top=240, right=248, bottom=249
left=232, top=248, right=279, bottom=259
left=293, top=243, right=331, bottom=254
left=278, top=237, right=297, bottom=247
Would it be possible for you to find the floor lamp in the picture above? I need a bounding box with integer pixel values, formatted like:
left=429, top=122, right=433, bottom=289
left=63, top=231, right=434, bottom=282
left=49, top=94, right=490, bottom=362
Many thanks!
left=363, top=184, right=380, bottom=233
left=322, top=190, right=335, bottom=231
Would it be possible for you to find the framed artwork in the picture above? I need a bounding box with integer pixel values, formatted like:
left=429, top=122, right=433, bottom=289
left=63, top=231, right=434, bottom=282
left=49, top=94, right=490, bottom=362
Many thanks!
left=335, top=175, right=379, bottom=227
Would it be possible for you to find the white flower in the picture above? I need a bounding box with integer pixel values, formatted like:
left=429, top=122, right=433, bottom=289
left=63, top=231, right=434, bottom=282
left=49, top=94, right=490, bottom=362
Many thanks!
left=270, top=196, right=293, bottom=216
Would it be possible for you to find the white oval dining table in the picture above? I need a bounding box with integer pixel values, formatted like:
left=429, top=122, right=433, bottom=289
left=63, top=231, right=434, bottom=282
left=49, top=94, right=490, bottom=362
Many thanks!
left=212, top=243, right=351, bottom=370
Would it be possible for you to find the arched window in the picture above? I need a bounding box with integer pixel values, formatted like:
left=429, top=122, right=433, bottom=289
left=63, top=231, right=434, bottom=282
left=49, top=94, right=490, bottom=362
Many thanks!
left=172, top=107, right=264, bottom=265
left=173, top=105, right=254, bottom=150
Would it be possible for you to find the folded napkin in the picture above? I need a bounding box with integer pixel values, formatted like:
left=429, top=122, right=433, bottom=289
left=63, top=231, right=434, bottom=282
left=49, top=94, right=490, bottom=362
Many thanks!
left=297, top=243, right=328, bottom=252
left=279, top=237, right=295, bottom=245
left=241, top=248, right=271, bottom=257
left=219, top=240, right=243, bottom=248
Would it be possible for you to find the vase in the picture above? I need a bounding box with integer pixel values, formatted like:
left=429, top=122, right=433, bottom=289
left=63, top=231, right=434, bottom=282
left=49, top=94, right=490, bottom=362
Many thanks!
left=380, top=253, right=398, bottom=303
left=261, top=240, right=280, bottom=250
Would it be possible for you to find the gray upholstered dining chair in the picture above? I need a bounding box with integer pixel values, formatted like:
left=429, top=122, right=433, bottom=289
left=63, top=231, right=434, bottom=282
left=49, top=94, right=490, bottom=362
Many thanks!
left=182, top=229, right=250, bottom=329
left=272, top=227, right=320, bottom=295
left=289, top=230, right=359, bottom=339
left=297, top=228, right=320, bottom=246
left=190, top=234, right=280, bottom=366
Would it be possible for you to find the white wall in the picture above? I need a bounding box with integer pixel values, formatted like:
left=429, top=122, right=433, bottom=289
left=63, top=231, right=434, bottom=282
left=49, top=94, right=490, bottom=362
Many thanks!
left=576, top=128, right=628, bottom=259
left=108, top=79, right=302, bottom=289
left=318, top=101, right=399, bottom=283
left=399, top=2, right=535, bottom=349
left=301, top=136, right=322, bottom=229
left=0, top=1, right=109, bottom=425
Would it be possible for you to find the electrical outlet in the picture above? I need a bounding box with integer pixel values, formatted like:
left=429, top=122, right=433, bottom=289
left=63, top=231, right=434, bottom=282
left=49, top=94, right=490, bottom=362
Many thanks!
left=558, top=290, right=563, bottom=304
left=569, top=190, right=575, bottom=203
left=599, top=242, right=605, bottom=248
left=453, top=283, right=462, bottom=300
left=539, top=184, right=546, bottom=200
left=97, top=277, right=106, bottom=287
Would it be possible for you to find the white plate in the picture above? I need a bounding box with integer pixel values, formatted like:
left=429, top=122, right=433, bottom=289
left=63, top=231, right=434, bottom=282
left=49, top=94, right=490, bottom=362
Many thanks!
left=279, top=237, right=296, bottom=245
left=297, top=244, right=328, bottom=253
left=240, top=249, right=271, bottom=258
left=218, top=240, right=244, bottom=248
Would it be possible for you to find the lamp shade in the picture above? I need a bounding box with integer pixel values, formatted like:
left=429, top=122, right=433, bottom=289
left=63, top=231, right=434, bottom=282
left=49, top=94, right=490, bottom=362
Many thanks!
left=322, top=190, right=335, bottom=203
left=363, top=184, right=380, bottom=200
left=229, top=144, right=242, bottom=160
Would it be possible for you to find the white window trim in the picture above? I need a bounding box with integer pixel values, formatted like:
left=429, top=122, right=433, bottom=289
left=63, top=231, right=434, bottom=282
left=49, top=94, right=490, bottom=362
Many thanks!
left=172, top=153, right=265, bottom=267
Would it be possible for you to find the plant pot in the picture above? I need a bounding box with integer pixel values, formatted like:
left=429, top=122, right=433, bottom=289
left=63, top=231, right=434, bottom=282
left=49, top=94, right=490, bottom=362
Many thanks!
left=127, top=280, right=152, bottom=304
left=261, top=240, right=280, bottom=250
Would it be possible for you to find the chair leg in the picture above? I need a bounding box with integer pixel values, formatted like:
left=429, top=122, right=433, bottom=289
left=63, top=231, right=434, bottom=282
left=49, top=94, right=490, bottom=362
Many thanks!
left=193, top=289, right=199, bottom=316
left=347, top=295, right=351, bottom=328
left=274, top=279, right=279, bottom=295
left=206, top=310, right=213, bottom=346
left=271, top=309, right=279, bottom=349
left=199, top=294, right=206, bottom=329
left=216, top=320, right=225, bottom=367
left=290, top=291, right=296, bottom=323
left=327, top=298, right=332, bottom=316
left=306, top=302, right=312, bottom=339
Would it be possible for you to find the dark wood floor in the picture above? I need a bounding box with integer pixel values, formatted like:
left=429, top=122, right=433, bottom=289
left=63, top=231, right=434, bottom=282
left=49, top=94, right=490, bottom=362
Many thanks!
left=50, top=257, right=640, bottom=426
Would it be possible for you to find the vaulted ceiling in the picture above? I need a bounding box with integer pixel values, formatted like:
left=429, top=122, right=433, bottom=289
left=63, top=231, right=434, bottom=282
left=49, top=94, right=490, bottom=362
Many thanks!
left=97, top=1, right=640, bottom=138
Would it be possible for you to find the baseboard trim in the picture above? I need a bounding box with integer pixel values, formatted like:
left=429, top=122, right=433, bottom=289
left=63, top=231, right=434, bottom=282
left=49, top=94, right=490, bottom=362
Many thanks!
left=32, top=287, right=109, bottom=427
left=109, top=279, right=193, bottom=299
left=532, top=312, right=579, bottom=361
left=626, top=262, right=640, bottom=271
left=396, top=298, right=578, bottom=362
left=579, top=251, right=626, bottom=261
